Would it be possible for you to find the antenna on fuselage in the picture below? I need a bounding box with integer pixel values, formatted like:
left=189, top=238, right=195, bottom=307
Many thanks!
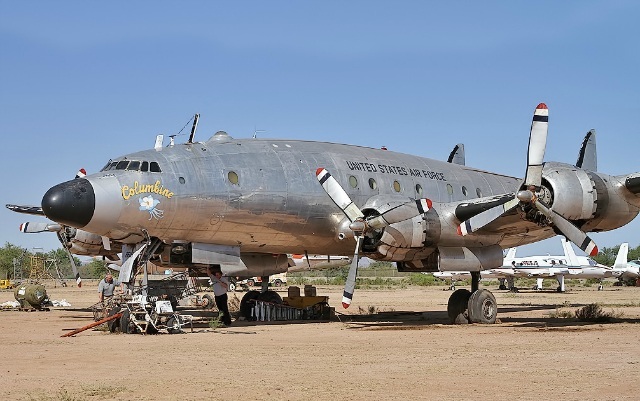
left=253, top=127, right=265, bottom=139
left=187, top=113, right=200, bottom=143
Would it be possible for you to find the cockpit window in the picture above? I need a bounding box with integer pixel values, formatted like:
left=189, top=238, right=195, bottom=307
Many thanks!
left=150, top=162, right=161, bottom=172
left=100, top=161, right=112, bottom=171
left=101, top=161, right=118, bottom=171
left=101, top=160, right=160, bottom=172
left=115, top=161, right=130, bottom=170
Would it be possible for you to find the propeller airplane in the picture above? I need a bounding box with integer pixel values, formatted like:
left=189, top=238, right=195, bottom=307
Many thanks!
left=7, top=104, right=640, bottom=323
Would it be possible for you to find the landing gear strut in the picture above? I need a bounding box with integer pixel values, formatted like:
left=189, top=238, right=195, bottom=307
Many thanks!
left=447, top=271, right=497, bottom=324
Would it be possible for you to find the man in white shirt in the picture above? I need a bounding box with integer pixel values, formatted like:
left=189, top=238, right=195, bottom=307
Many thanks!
left=97, top=273, right=120, bottom=303
left=206, top=266, right=232, bottom=326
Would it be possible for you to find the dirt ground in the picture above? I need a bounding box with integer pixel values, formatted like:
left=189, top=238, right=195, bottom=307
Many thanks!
left=1, top=281, right=639, bottom=401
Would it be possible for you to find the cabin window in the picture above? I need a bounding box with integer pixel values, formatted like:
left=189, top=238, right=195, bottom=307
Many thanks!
left=179, top=177, right=186, bottom=184
left=462, top=186, right=468, bottom=197
left=349, top=175, right=358, bottom=188
left=115, top=161, right=130, bottom=170
left=393, top=180, right=401, bottom=192
left=228, top=171, right=239, bottom=185
left=141, top=161, right=149, bottom=172
left=446, top=184, right=454, bottom=199
left=415, top=184, right=423, bottom=196
left=127, top=161, right=141, bottom=171
left=150, top=162, right=162, bottom=172
left=476, top=188, right=482, bottom=198
left=369, top=178, right=377, bottom=190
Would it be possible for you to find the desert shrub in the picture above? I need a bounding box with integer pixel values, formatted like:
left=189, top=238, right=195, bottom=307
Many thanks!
left=575, top=303, right=614, bottom=322
left=403, top=273, right=440, bottom=286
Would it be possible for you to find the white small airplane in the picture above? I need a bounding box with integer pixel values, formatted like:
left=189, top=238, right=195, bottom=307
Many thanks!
left=608, top=243, right=640, bottom=283
left=433, top=238, right=626, bottom=292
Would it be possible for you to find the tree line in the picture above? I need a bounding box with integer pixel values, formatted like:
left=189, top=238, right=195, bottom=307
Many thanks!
left=0, top=242, right=109, bottom=281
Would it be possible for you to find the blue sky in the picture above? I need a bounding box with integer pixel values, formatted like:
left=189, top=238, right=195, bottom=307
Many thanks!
left=1, top=1, right=638, bottom=258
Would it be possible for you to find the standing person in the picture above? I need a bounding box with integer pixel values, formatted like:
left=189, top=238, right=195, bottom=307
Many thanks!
left=98, top=273, right=120, bottom=303
left=206, top=266, right=232, bottom=326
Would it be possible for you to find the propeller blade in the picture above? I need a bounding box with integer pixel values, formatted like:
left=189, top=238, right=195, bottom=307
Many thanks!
left=532, top=199, right=598, bottom=256
left=19, top=222, right=62, bottom=233
left=366, top=199, right=432, bottom=230
left=524, top=103, right=549, bottom=188
left=56, top=231, right=82, bottom=287
left=342, top=235, right=363, bottom=309
left=458, top=197, right=519, bottom=235
left=6, top=204, right=45, bottom=216
left=316, top=168, right=364, bottom=222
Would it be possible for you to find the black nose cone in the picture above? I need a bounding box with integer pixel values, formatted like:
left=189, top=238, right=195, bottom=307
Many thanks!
left=42, top=178, right=95, bottom=228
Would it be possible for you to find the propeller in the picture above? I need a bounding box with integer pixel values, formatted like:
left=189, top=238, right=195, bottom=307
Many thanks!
left=316, top=168, right=431, bottom=307
left=458, top=103, right=599, bottom=256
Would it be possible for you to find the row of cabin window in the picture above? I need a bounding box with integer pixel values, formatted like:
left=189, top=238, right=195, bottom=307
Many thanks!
left=347, top=175, right=483, bottom=198
left=225, top=170, right=484, bottom=199
left=101, top=160, right=162, bottom=172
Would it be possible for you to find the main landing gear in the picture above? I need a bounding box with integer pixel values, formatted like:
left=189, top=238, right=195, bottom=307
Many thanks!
left=446, top=271, right=497, bottom=324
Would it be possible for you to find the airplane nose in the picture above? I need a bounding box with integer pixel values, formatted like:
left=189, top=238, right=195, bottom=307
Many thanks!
left=42, top=179, right=95, bottom=228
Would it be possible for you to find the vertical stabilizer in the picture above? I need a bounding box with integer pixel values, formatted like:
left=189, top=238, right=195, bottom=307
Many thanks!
left=576, top=129, right=597, bottom=171
left=561, top=237, right=581, bottom=267
left=613, top=243, right=629, bottom=269
left=503, top=247, right=517, bottom=265
left=447, top=143, right=466, bottom=166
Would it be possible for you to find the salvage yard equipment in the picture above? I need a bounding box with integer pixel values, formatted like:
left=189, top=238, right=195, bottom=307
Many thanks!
left=115, top=296, right=193, bottom=334
left=14, top=284, right=51, bottom=311
left=0, top=279, right=15, bottom=290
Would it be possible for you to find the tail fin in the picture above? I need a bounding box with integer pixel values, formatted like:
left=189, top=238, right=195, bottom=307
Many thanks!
left=503, top=247, right=517, bottom=265
left=447, top=143, right=465, bottom=165
left=561, top=237, right=581, bottom=267
left=576, top=129, right=597, bottom=171
left=613, top=243, right=629, bottom=269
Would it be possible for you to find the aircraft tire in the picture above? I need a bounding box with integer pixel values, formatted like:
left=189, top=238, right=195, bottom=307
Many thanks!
left=447, top=289, right=471, bottom=324
left=202, top=294, right=215, bottom=310
left=257, top=290, right=283, bottom=304
left=107, top=307, right=121, bottom=333
left=240, top=290, right=261, bottom=320
left=467, top=289, right=497, bottom=324
left=120, top=309, right=135, bottom=334
left=166, top=316, right=181, bottom=334
left=498, top=284, right=507, bottom=290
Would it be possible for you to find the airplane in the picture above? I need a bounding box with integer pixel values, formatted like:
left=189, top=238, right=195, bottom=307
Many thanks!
left=608, top=243, right=640, bottom=283
left=434, top=238, right=628, bottom=292
left=7, top=103, right=640, bottom=325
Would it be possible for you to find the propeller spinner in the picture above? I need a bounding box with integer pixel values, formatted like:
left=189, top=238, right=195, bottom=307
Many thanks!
left=316, top=168, right=431, bottom=307
left=458, top=103, right=598, bottom=256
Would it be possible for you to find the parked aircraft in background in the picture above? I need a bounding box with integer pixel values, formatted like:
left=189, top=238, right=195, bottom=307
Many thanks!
left=434, top=238, right=630, bottom=292
left=7, top=104, right=640, bottom=324
left=609, top=243, right=640, bottom=283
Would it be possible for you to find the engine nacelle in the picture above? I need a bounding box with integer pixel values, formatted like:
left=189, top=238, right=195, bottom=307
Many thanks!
left=542, top=163, right=640, bottom=232
left=397, top=245, right=504, bottom=273
left=541, top=162, right=597, bottom=221
left=155, top=241, right=291, bottom=278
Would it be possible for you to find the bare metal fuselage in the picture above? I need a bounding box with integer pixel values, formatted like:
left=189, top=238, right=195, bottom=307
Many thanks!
left=88, top=135, right=522, bottom=255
